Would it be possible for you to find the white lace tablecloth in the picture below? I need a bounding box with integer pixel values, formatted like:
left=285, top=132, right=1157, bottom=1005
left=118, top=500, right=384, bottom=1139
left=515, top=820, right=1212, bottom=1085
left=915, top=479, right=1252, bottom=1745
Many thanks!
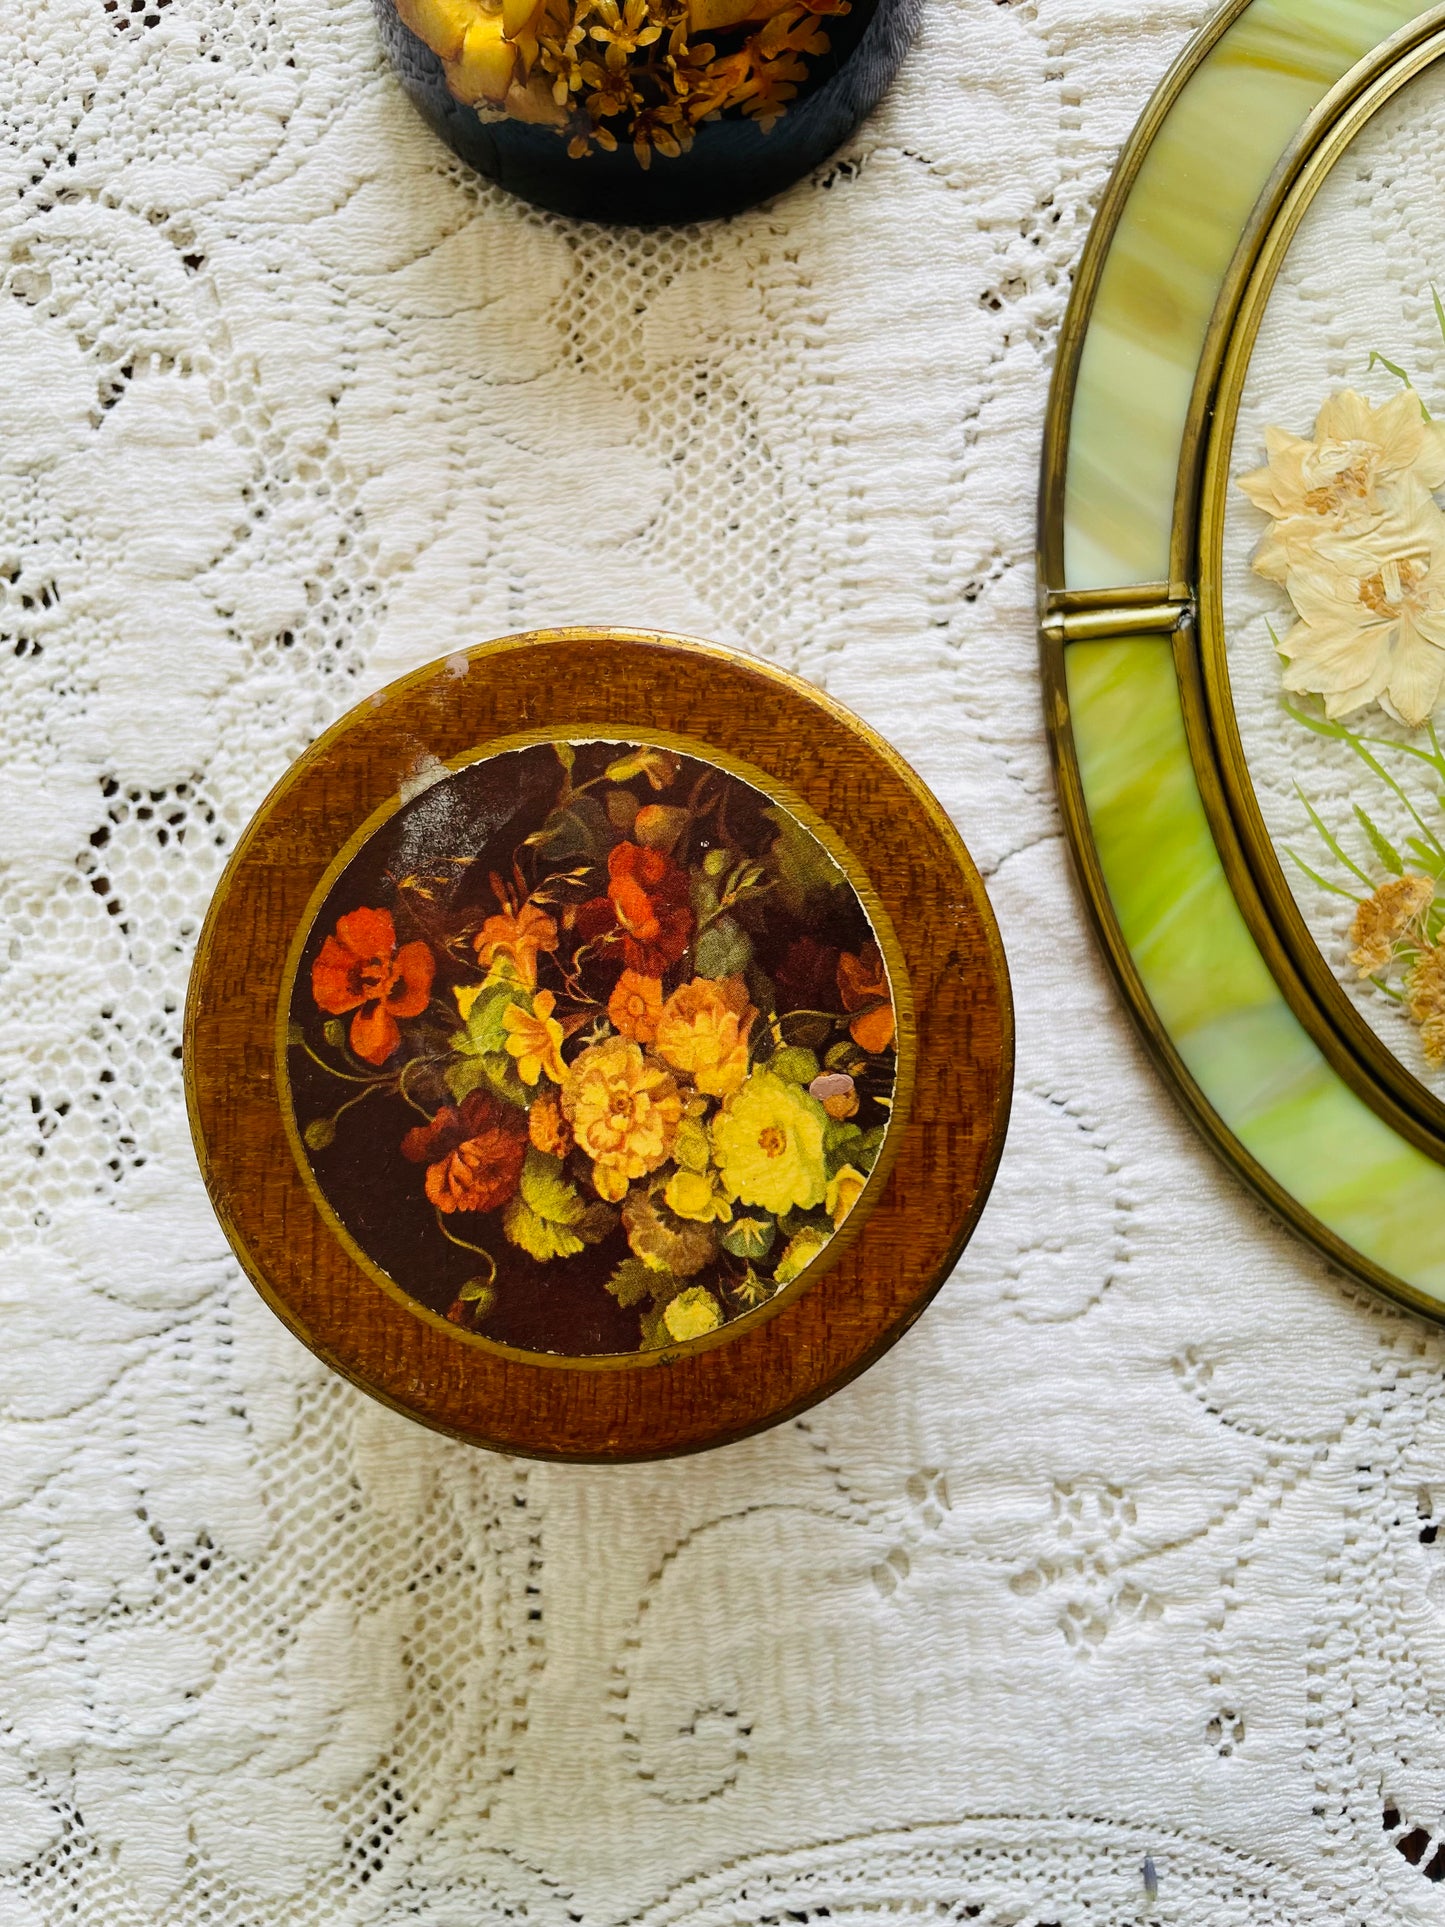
left=4, top=1, right=1443, bottom=1921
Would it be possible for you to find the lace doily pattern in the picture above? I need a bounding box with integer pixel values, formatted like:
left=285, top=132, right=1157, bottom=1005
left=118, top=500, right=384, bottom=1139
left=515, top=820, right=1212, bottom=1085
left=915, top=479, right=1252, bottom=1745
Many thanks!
left=6, top=0, right=1444, bottom=1919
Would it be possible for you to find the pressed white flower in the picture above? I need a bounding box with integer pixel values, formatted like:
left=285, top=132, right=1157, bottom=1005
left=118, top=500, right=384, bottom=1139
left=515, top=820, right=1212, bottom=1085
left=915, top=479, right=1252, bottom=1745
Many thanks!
left=1276, top=503, right=1445, bottom=726
left=1240, top=388, right=1445, bottom=582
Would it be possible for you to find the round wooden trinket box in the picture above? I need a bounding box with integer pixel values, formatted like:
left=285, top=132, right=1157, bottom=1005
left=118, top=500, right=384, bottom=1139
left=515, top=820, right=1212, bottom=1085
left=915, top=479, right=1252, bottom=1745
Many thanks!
left=185, top=631, right=1011, bottom=1460
left=374, top=0, right=919, bottom=224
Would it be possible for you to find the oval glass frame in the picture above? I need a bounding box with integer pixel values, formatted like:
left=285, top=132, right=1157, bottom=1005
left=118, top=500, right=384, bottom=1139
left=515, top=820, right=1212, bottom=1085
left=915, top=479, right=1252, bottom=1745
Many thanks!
left=1040, top=0, right=1445, bottom=1319
left=186, top=630, right=1013, bottom=1458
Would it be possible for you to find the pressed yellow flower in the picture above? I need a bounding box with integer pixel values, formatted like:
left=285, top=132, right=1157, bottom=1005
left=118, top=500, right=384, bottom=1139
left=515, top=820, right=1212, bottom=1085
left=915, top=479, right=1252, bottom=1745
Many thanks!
left=711, top=1069, right=827, bottom=1216
left=396, top=0, right=481, bottom=61
left=664, top=1165, right=733, bottom=1224
left=406, top=0, right=840, bottom=159
left=653, top=974, right=756, bottom=1097
left=502, top=989, right=567, bottom=1086
left=589, top=0, right=664, bottom=69
left=824, top=1162, right=867, bottom=1228
left=505, top=73, right=573, bottom=124
left=561, top=1037, right=682, bottom=1202
left=1240, top=389, right=1445, bottom=582
left=1348, top=874, right=1433, bottom=977
left=1277, top=509, right=1445, bottom=726
left=1408, top=944, right=1445, bottom=1067
left=662, top=1286, right=723, bottom=1341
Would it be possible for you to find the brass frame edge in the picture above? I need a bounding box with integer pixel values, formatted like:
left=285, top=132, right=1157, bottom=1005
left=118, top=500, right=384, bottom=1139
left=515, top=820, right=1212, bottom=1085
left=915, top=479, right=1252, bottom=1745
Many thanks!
left=1040, top=635, right=1444, bottom=1322
left=1036, top=0, right=1253, bottom=595
left=1038, top=0, right=1445, bottom=1324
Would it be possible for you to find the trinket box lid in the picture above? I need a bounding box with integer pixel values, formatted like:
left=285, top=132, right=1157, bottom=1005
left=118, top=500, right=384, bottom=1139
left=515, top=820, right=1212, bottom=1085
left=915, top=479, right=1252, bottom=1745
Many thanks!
left=185, top=629, right=1012, bottom=1459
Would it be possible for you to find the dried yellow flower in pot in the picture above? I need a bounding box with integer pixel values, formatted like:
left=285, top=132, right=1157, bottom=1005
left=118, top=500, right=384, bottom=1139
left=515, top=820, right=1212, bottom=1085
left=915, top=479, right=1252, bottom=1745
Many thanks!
left=378, top=0, right=919, bottom=222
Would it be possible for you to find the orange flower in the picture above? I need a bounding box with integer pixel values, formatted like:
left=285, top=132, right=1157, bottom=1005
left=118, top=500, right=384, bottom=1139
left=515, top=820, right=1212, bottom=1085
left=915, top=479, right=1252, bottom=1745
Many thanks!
left=474, top=900, right=559, bottom=986
left=576, top=842, right=693, bottom=975
left=502, top=989, right=567, bottom=1085
left=837, top=941, right=894, bottom=1054
left=311, top=907, right=435, bottom=1066
left=401, top=1092, right=527, bottom=1215
left=609, top=969, right=664, bottom=1042
left=653, top=974, right=756, bottom=1097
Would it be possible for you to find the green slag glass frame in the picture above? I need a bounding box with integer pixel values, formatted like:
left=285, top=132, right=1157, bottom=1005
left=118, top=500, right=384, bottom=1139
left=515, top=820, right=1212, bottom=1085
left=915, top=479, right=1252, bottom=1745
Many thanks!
left=1040, top=0, right=1445, bottom=1317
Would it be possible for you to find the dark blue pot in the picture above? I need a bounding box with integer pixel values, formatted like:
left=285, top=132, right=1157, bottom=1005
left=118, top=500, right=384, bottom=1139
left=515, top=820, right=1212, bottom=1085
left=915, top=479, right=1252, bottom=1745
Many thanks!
left=374, top=0, right=919, bottom=224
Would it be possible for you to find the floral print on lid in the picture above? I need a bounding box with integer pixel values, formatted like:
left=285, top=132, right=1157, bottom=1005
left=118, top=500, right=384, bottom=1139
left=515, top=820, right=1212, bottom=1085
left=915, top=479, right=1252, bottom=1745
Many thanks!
left=285, top=739, right=898, bottom=1356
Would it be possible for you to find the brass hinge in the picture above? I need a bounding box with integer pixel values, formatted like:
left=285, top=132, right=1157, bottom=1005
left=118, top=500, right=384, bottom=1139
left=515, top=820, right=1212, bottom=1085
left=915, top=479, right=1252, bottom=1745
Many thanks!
left=1040, top=597, right=1194, bottom=645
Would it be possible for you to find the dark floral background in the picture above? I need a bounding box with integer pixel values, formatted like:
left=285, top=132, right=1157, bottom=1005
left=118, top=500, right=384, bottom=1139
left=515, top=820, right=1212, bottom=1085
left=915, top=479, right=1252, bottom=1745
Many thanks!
left=286, top=739, right=897, bottom=1356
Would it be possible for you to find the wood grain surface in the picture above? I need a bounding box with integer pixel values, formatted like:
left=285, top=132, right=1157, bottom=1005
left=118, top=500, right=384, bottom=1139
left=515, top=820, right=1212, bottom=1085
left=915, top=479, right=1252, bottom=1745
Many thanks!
left=184, top=630, right=1013, bottom=1460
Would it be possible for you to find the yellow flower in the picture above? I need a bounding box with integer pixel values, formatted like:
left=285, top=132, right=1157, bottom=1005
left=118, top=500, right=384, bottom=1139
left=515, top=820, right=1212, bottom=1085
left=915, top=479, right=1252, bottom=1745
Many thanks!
left=664, top=1166, right=733, bottom=1224
left=589, top=0, right=664, bottom=70
left=653, top=974, right=756, bottom=1098
left=561, top=1037, right=682, bottom=1202
left=662, top=1287, right=723, bottom=1341
left=711, top=1069, right=827, bottom=1217
left=502, top=989, right=566, bottom=1086
left=773, top=1224, right=830, bottom=1286
left=454, top=981, right=487, bottom=1022
left=1348, top=874, right=1433, bottom=977
left=825, top=1163, right=867, bottom=1228
left=446, top=10, right=518, bottom=103
left=1277, top=509, right=1445, bottom=726
left=1240, top=389, right=1445, bottom=582
left=1408, top=945, right=1445, bottom=1067
left=395, top=0, right=477, bottom=63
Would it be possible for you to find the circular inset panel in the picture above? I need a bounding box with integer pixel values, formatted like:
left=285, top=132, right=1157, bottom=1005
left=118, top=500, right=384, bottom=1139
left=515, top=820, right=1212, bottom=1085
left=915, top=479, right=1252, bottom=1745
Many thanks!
left=186, top=631, right=1011, bottom=1458
left=283, top=733, right=902, bottom=1358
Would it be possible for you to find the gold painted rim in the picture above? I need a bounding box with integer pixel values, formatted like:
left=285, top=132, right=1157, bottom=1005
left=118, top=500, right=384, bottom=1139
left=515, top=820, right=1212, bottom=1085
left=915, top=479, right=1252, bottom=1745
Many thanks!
left=1039, top=1, right=1445, bottom=1324
left=271, top=722, right=917, bottom=1372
